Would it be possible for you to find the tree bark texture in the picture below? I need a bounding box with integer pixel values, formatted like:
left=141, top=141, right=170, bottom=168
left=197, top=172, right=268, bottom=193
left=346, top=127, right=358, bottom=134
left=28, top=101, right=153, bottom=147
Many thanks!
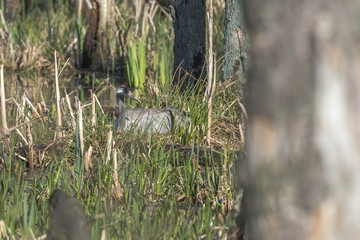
left=243, top=0, right=360, bottom=239
left=223, top=0, right=249, bottom=84
left=82, top=0, right=110, bottom=69
left=172, top=0, right=206, bottom=92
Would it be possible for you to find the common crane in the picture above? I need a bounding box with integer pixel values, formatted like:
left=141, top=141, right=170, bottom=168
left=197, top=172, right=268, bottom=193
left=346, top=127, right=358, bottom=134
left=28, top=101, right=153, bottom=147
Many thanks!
left=114, top=85, right=189, bottom=134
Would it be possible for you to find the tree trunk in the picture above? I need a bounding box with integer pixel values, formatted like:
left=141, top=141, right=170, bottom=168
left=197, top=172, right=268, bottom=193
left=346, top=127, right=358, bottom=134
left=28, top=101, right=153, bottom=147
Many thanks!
left=243, top=0, right=360, bottom=239
left=223, top=0, right=249, bottom=85
left=172, top=0, right=206, bottom=92
left=82, top=0, right=110, bottom=69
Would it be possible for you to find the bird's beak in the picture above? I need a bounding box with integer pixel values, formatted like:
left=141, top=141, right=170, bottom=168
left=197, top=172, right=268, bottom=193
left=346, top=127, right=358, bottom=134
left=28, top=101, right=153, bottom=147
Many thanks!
left=127, top=90, right=141, bottom=103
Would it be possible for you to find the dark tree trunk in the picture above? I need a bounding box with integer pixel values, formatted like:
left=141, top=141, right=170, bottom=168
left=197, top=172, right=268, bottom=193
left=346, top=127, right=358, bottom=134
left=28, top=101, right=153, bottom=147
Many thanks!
left=82, top=0, right=109, bottom=69
left=82, top=0, right=100, bottom=68
left=172, top=0, right=206, bottom=92
left=243, top=0, right=360, bottom=239
left=223, top=0, right=249, bottom=85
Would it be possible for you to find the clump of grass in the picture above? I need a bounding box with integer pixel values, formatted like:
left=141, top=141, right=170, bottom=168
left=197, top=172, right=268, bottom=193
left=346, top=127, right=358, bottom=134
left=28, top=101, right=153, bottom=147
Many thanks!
left=0, top=66, right=240, bottom=238
left=126, top=37, right=147, bottom=95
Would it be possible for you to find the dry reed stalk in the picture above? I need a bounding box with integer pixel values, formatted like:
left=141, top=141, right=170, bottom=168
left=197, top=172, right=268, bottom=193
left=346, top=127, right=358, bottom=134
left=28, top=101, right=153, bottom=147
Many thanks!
left=24, top=96, right=41, bottom=119
left=20, top=94, right=26, bottom=115
left=100, top=230, right=106, bottom=240
left=26, top=124, right=35, bottom=176
left=94, top=78, right=110, bottom=96
left=14, top=153, right=27, bottom=161
left=142, top=3, right=148, bottom=36
left=40, top=142, right=57, bottom=166
left=0, top=10, right=8, bottom=33
left=0, top=220, right=8, bottom=239
left=206, top=1, right=214, bottom=146
left=6, top=120, right=34, bottom=133
left=220, top=99, right=238, bottom=117
left=91, top=90, right=96, bottom=130
left=113, top=149, right=123, bottom=200
left=106, top=131, right=113, bottom=163
left=39, top=91, right=48, bottom=112
left=16, top=95, right=29, bottom=138
left=77, top=99, right=84, bottom=156
left=54, top=51, right=62, bottom=138
left=77, top=0, right=83, bottom=22
left=85, top=0, right=93, bottom=9
left=134, top=0, right=144, bottom=35
left=221, top=148, right=228, bottom=180
left=146, top=1, right=158, bottom=32
left=85, top=145, right=93, bottom=172
left=58, top=58, right=70, bottom=76
left=0, top=65, right=8, bottom=132
left=0, top=10, right=14, bottom=59
left=15, top=129, right=28, bottom=145
left=94, top=94, right=105, bottom=115
left=237, top=98, right=248, bottom=120
left=36, top=103, right=44, bottom=116
left=206, top=54, right=216, bottom=146
left=239, top=123, right=244, bottom=144
left=205, top=0, right=214, bottom=97
left=212, top=55, right=217, bottom=94
left=65, top=90, right=76, bottom=131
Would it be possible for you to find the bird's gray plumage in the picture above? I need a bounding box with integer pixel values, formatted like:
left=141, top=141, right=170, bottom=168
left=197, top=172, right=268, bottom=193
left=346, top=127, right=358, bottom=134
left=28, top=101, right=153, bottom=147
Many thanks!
left=164, top=106, right=191, bottom=129
left=115, top=85, right=189, bottom=134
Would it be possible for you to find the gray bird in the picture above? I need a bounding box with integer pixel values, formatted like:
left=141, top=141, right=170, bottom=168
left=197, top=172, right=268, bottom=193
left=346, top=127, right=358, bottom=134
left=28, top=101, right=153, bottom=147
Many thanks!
left=114, top=85, right=190, bottom=134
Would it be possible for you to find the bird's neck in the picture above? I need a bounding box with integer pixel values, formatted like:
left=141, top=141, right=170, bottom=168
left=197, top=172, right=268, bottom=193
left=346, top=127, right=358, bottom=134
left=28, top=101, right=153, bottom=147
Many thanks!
left=117, top=97, right=126, bottom=128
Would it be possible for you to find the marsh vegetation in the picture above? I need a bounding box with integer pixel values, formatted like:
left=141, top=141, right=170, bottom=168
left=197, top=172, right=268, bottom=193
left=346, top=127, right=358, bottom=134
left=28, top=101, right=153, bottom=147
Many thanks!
left=0, top=0, right=244, bottom=238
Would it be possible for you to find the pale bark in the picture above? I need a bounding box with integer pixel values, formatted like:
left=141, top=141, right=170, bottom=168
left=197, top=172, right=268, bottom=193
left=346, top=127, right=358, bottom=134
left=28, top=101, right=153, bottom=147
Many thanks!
left=243, top=0, right=360, bottom=239
left=223, top=0, right=249, bottom=84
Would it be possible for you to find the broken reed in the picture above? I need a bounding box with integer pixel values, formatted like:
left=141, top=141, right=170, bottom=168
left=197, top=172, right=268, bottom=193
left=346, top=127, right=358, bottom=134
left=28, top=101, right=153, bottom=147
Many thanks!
left=54, top=51, right=62, bottom=138
left=1, top=65, right=8, bottom=132
left=206, top=0, right=216, bottom=146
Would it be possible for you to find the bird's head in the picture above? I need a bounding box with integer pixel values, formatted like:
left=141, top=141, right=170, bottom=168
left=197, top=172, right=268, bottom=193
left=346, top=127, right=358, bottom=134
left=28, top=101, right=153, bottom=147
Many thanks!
left=116, top=85, right=141, bottom=103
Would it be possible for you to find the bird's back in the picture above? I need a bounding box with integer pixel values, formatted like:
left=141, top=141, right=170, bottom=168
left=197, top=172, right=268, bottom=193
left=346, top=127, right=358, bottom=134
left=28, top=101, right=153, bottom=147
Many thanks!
left=164, top=106, right=191, bottom=128
left=125, top=108, right=173, bottom=134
